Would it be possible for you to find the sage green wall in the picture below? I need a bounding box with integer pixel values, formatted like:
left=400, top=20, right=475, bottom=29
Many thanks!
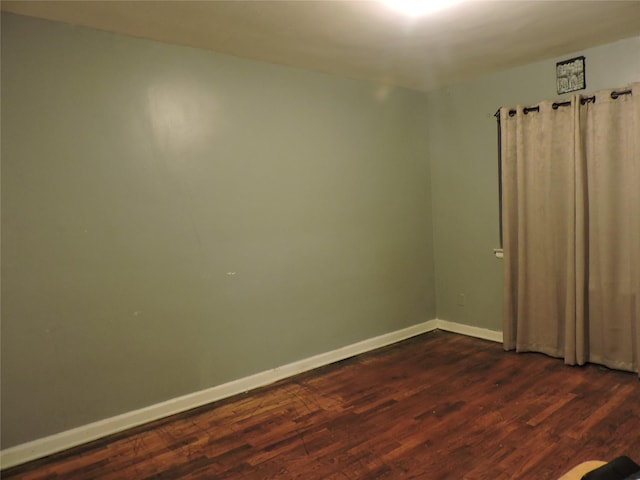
left=427, top=36, right=640, bottom=331
left=1, top=13, right=435, bottom=448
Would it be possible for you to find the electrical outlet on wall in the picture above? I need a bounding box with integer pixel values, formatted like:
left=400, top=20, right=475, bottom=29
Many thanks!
left=457, top=293, right=466, bottom=306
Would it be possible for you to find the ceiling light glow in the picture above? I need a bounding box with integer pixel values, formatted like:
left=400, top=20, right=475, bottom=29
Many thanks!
left=381, top=0, right=463, bottom=17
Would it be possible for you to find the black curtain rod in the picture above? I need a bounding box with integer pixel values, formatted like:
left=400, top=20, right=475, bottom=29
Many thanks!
left=611, top=89, right=632, bottom=99
left=494, top=89, right=632, bottom=118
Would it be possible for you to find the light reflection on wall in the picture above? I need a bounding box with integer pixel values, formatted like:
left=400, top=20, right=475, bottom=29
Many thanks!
left=374, top=83, right=394, bottom=102
left=146, top=81, right=220, bottom=154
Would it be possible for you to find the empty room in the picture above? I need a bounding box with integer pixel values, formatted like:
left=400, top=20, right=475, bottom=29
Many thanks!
left=1, top=1, right=639, bottom=479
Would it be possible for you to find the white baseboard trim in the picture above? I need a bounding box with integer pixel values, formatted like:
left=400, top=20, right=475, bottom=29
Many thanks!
left=1, top=319, right=503, bottom=469
left=436, top=319, right=503, bottom=343
left=1, top=318, right=441, bottom=469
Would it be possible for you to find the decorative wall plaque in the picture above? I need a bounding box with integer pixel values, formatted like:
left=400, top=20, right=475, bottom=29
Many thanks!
left=556, top=56, right=585, bottom=94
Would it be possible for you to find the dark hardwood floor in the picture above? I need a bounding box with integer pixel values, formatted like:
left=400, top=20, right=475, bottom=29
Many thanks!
left=3, top=330, right=639, bottom=479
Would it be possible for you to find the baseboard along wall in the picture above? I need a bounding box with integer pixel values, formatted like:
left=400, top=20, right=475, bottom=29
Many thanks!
left=0, top=319, right=502, bottom=469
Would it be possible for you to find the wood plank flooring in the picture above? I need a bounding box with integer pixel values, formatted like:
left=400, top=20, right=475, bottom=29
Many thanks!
left=3, top=331, right=639, bottom=479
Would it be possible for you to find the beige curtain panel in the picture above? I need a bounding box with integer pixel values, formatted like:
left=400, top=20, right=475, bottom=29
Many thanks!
left=501, top=83, right=640, bottom=376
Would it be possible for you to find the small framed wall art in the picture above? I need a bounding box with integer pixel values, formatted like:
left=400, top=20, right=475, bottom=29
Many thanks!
left=556, top=56, right=586, bottom=94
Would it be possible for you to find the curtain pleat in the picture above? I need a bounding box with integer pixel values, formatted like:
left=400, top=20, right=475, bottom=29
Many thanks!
left=502, top=83, right=639, bottom=376
left=634, top=83, right=640, bottom=376
left=567, top=97, right=588, bottom=366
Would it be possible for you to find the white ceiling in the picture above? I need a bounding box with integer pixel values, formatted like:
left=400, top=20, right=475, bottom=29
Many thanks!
left=3, top=0, right=640, bottom=92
